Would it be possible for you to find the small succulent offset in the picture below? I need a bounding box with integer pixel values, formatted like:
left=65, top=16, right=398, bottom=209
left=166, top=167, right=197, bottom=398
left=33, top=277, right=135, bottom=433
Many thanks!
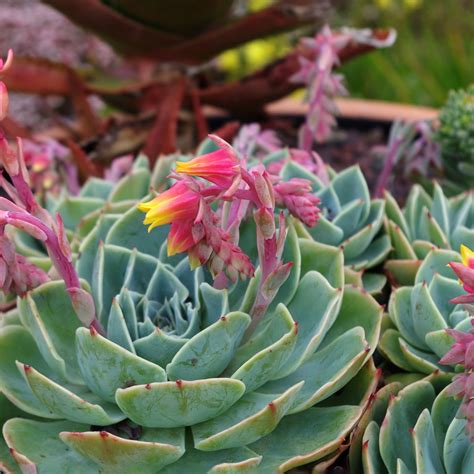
left=379, top=247, right=473, bottom=375
left=349, top=377, right=473, bottom=473
left=0, top=126, right=383, bottom=472
left=384, top=183, right=474, bottom=285
left=436, top=84, right=474, bottom=191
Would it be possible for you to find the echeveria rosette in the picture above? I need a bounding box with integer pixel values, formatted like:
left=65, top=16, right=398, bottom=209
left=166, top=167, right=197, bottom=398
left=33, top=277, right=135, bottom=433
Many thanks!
left=349, top=377, right=473, bottom=473
left=0, top=142, right=383, bottom=473
left=384, top=183, right=474, bottom=286
left=280, top=159, right=390, bottom=294
left=379, top=248, right=473, bottom=375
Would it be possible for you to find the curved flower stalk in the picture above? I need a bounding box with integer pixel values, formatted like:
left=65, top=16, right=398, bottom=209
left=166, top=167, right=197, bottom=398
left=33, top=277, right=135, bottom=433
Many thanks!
left=138, top=134, right=320, bottom=330
left=0, top=134, right=100, bottom=332
left=385, top=184, right=474, bottom=285
left=349, top=376, right=473, bottom=472
left=380, top=248, right=473, bottom=374
left=0, top=67, right=98, bottom=330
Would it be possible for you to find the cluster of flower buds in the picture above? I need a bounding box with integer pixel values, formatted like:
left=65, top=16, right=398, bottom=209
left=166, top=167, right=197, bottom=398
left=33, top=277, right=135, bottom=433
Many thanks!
left=440, top=323, right=474, bottom=441
left=0, top=135, right=99, bottom=328
left=0, top=66, right=100, bottom=331
left=449, top=245, right=474, bottom=305
left=440, top=245, right=474, bottom=440
left=138, top=134, right=320, bottom=321
left=290, top=26, right=348, bottom=150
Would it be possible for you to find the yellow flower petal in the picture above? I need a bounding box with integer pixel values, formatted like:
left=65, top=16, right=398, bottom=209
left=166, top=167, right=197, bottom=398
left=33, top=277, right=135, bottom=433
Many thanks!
left=460, top=244, right=474, bottom=266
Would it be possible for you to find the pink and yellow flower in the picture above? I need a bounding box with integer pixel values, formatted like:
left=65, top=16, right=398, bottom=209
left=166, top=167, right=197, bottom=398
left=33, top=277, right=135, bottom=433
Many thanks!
left=449, top=244, right=474, bottom=304
left=167, top=221, right=195, bottom=257
left=137, top=181, right=200, bottom=232
left=176, top=135, right=240, bottom=188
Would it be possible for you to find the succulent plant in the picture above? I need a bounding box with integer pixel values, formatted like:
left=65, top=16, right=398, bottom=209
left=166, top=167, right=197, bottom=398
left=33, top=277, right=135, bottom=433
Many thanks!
left=349, top=377, right=473, bottom=473
left=0, top=133, right=384, bottom=472
left=379, top=248, right=473, bottom=374
left=384, top=183, right=474, bottom=285
left=436, top=84, right=474, bottom=192
left=278, top=158, right=390, bottom=294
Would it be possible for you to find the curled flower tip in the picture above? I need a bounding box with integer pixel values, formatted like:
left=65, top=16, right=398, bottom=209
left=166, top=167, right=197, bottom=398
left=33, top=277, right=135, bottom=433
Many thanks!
left=448, top=245, right=474, bottom=304
left=0, top=82, right=8, bottom=121
left=274, top=178, right=321, bottom=228
left=175, top=135, right=240, bottom=189
left=0, top=49, right=14, bottom=77
left=137, top=181, right=201, bottom=232
left=461, top=245, right=474, bottom=268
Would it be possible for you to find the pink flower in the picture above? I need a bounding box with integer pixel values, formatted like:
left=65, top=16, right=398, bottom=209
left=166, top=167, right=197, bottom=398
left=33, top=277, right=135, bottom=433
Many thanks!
left=449, top=245, right=474, bottom=304
left=138, top=180, right=201, bottom=232
left=176, top=135, right=240, bottom=189
left=440, top=328, right=474, bottom=369
left=273, top=178, right=321, bottom=227
left=167, top=221, right=195, bottom=257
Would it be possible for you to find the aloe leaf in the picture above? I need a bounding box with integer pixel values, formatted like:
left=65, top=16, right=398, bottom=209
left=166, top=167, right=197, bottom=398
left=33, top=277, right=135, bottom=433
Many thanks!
left=105, top=204, right=169, bottom=256
left=378, top=329, right=416, bottom=372
left=278, top=271, right=341, bottom=376
left=362, top=421, right=386, bottom=474
left=18, top=281, right=84, bottom=384
left=166, top=312, right=250, bottom=381
left=412, top=409, right=445, bottom=473
left=249, top=405, right=362, bottom=473
left=0, top=326, right=62, bottom=418
left=298, top=239, right=344, bottom=289
left=304, top=215, right=344, bottom=246
left=19, top=363, right=126, bottom=426
left=229, top=305, right=298, bottom=393
left=384, top=259, right=421, bottom=287
left=387, top=220, right=417, bottom=260
left=192, top=382, right=303, bottom=451
left=199, top=283, right=229, bottom=328
left=259, top=327, right=368, bottom=413
left=55, top=196, right=104, bottom=230
left=443, top=418, right=471, bottom=474
left=3, top=419, right=96, bottom=473
left=410, top=283, right=447, bottom=344
left=160, top=445, right=261, bottom=474
left=379, top=381, right=436, bottom=473
left=349, top=382, right=403, bottom=474
left=116, top=379, right=245, bottom=428
left=109, top=168, right=150, bottom=202
left=61, top=428, right=185, bottom=474
left=76, top=327, right=166, bottom=402
left=134, top=329, right=188, bottom=367
left=415, top=249, right=461, bottom=285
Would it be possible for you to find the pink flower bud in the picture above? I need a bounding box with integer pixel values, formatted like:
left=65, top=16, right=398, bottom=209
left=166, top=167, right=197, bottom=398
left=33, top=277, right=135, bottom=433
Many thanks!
left=252, top=169, right=274, bottom=208
left=176, top=135, right=240, bottom=189
left=254, top=207, right=275, bottom=239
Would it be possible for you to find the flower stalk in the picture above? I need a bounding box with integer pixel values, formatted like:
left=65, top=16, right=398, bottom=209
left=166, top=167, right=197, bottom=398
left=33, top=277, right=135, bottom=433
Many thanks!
left=139, top=134, right=320, bottom=335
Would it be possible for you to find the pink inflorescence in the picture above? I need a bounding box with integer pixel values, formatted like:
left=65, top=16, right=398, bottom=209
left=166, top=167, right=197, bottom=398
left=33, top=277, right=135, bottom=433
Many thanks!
left=441, top=245, right=474, bottom=441
left=138, top=134, right=320, bottom=320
